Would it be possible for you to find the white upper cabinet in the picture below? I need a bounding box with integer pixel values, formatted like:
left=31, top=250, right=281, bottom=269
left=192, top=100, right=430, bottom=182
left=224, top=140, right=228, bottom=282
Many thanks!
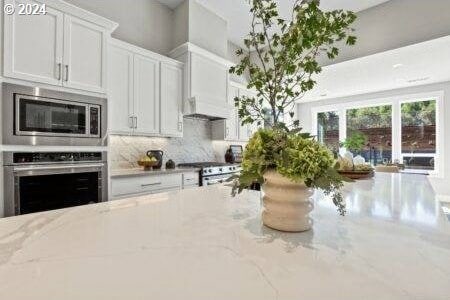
left=212, top=85, right=239, bottom=141
left=63, top=15, right=106, bottom=93
left=3, top=0, right=64, bottom=86
left=160, top=61, right=183, bottom=137
left=133, top=54, right=160, bottom=135
left=213, top=82, right=260, bottom=142
left=108, top=43, right=134, bottom=134
left=3, top=0, right=117, bottom=94
left=107, top=39, right=183, bottom=137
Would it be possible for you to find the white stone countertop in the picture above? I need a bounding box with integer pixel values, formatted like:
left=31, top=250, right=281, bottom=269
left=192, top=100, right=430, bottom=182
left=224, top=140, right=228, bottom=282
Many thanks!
left=0, top=173, right=449, bottom=300
left=110, top=166, right=201, bottom=178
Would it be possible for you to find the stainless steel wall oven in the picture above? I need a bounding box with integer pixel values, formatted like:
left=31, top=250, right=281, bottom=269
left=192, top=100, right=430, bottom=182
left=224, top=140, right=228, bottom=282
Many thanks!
left=3, top=152, right=108, bottom=216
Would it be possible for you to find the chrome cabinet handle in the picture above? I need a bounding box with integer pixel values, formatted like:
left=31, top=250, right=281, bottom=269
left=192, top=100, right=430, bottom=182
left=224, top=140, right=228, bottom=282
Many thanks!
left=129, top=116, right=134, bottom=129
left=57, top=63, right=62, bottom=80
left=134, top=116, right=138, bottom=129
left=178, top=121, right=183, bottom=132
left=64, top=65, right=69, bottom=82
left=226, top=127, right=230, bottom=137
left=141, top=182, right=161, bottom=187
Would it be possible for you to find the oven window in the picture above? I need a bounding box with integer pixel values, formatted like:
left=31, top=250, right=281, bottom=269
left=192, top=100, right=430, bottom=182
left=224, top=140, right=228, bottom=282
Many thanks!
left=18, top=172, right=99, bottom=215
left=18, top=97, right=86, bottom=134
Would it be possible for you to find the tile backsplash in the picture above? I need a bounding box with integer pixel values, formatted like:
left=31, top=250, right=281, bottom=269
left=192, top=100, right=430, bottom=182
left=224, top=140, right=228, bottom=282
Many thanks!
left=109, top=118, right=245, bottom=169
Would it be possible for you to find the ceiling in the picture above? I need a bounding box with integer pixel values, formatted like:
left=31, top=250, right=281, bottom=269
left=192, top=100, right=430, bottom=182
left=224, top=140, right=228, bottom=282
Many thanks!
left=157, top=0, right=391, bottom=47
left=301, top=35, right=450, bottom=102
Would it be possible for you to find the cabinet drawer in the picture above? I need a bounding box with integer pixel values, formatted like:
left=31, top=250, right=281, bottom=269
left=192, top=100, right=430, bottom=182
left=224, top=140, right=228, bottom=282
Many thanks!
left=112, top=173, right=182, bottom=198
left=183, top=172, right=199, bottom=187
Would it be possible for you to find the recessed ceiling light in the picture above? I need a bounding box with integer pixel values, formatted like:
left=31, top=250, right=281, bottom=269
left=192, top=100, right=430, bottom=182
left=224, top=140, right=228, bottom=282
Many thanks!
left=393, top=63, right=403, bottom=69
left=407, top=77, right=430, bottom=83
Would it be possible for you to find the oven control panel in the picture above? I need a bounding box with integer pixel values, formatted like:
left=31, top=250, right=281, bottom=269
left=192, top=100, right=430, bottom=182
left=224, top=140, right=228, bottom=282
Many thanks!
left=202, top=165, right=241, bottom=176
left=13, top=152, right=103, bottom=164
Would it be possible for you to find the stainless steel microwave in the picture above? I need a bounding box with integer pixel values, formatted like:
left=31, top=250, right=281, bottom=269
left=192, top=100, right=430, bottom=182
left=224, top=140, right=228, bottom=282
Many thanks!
left=2, top=83, right=107, bottom=146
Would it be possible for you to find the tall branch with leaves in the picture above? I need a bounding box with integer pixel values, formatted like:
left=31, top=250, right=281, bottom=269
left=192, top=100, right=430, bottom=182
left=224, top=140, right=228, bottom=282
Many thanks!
left=230, top=0, right=357, bottom=128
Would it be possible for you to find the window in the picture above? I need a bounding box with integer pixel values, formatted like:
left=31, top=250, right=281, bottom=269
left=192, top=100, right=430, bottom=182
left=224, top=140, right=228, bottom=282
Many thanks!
left=317, top=111, right=339, bottom=154
left=346, top=105, right=392, bottom=165
left=312, top=92, right=443, bottom=176
left=401, top=100, right=436, bottom=170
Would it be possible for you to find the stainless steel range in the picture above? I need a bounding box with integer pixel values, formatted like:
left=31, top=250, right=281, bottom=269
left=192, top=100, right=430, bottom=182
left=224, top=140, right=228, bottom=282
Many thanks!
left=178, top=162, right=241, bottom=186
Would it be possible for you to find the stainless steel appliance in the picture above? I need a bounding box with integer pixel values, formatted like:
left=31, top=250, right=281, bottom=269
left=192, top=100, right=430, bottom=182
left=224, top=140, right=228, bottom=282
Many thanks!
left=177, top=162, right=241, bottom=186
left=3, top=152, right=107, bottom=216
left=2, top=83, right=107, bottom=146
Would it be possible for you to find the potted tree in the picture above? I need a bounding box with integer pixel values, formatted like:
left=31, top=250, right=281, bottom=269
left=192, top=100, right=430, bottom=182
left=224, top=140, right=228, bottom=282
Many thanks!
left=229, top=0, right=357, bottom=232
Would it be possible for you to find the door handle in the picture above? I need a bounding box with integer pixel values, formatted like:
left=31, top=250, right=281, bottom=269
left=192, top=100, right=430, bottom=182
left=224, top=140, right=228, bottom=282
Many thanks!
left=141, top=182, right=161, bottom=187
left=134, top=116, right=138, bottom=129
left=129, top=116, right=134, bottom=129
left=65, top=65, right=69, bottom=82
left=57, top=63, right=62, bottom=80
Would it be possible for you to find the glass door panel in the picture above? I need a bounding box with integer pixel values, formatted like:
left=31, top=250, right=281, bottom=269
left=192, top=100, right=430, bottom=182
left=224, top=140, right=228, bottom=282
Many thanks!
left=317, top=111, right=339, bottom=155
left=346, top=105, right=392, bottom=165
left=401, top=100, right=436, bottom=171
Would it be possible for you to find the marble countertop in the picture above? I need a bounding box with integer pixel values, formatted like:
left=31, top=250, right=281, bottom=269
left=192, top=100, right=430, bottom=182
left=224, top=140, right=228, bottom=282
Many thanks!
left=110, top=167, right=201, bottom=178
left=0, top=173, right=449, bottom=299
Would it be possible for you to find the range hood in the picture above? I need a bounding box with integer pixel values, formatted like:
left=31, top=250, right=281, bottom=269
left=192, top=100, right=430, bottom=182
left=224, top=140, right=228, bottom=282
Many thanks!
left=170, top=43, right=234, bottom=120
left=184, top=96, right=232, bottom=120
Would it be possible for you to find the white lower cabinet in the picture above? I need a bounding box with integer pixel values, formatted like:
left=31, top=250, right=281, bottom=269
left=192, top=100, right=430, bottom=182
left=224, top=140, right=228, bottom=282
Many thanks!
left=182, top=172, right=200, bottom=189
left=111, top=173, right=183, bottom=199
left=108, top=39, right=183, bottom=137
left=111, top=171, right=199, bottom=200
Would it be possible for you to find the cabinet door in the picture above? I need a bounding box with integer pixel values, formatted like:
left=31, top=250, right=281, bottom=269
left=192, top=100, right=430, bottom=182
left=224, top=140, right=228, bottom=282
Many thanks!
left=226, top=86, right=239, bottom=141
left=160, top=62, right=183, bottom=137
left=133, top=54, right=160, bottom=135
left=63, top=15, right=106, bottom=93
left=107, top=44, right=134, bottom=134
left=3, top=0, right=64, bottom=85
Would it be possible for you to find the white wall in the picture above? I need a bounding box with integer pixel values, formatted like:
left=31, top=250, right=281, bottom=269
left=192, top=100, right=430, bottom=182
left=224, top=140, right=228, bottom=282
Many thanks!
left=321, top=0, right=450, bottom=66
left=172, top=0, right=228, bottom=58
left=65, top=0, right=174, bottom=55
left=297, top=81, right=450, bottom=196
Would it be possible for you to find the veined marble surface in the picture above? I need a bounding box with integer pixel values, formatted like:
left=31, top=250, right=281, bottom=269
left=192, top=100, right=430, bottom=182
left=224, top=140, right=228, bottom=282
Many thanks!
left=0, top=173, right=449, bottom=300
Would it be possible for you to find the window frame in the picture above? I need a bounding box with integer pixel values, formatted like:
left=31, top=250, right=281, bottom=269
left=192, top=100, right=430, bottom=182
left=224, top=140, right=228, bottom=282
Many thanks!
left=311, top=91, right=444, bottom=178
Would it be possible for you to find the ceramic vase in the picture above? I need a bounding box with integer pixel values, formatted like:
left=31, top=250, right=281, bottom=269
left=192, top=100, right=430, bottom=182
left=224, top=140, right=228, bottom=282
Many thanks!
left=262, top=170, right=314, bottom=232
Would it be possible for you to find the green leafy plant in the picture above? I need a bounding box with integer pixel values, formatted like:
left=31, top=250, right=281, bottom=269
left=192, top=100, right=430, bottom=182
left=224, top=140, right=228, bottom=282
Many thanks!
left=232, top=128, right=351, bottom=215
left=229, top=0, right=357, bottom=215
left=341, top=132, right=368, bottom=153
left=229, top=0, right=357, bottom=128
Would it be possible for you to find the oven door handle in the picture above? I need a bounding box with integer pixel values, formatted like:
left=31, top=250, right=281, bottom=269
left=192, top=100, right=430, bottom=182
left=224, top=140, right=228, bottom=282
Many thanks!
left=13, top=163, right=105, bottom=172
left=205, top=178, right=225, bottom=185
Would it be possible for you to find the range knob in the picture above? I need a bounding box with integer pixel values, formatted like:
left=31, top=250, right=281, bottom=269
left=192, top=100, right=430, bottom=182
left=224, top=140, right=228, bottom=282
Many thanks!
left=219, top=168, right=223, bottom=172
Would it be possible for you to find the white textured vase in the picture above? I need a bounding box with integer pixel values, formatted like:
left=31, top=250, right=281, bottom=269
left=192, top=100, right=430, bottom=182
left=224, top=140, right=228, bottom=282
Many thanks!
left=262, top=171, right=314, bottom=232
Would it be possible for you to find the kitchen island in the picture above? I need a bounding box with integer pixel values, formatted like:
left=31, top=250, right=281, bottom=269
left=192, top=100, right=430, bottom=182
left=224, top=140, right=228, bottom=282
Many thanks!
left=0, top=173, right=449, bottom=300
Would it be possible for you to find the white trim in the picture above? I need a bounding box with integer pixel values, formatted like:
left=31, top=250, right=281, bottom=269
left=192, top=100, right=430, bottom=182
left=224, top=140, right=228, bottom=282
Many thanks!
left=169, top=42, right=235, bottom=68
left=108, top=38, right=184, bottom=68
left=310, top=90, right=444, bottom=178
left=38, top=0, right=118, bottom=32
